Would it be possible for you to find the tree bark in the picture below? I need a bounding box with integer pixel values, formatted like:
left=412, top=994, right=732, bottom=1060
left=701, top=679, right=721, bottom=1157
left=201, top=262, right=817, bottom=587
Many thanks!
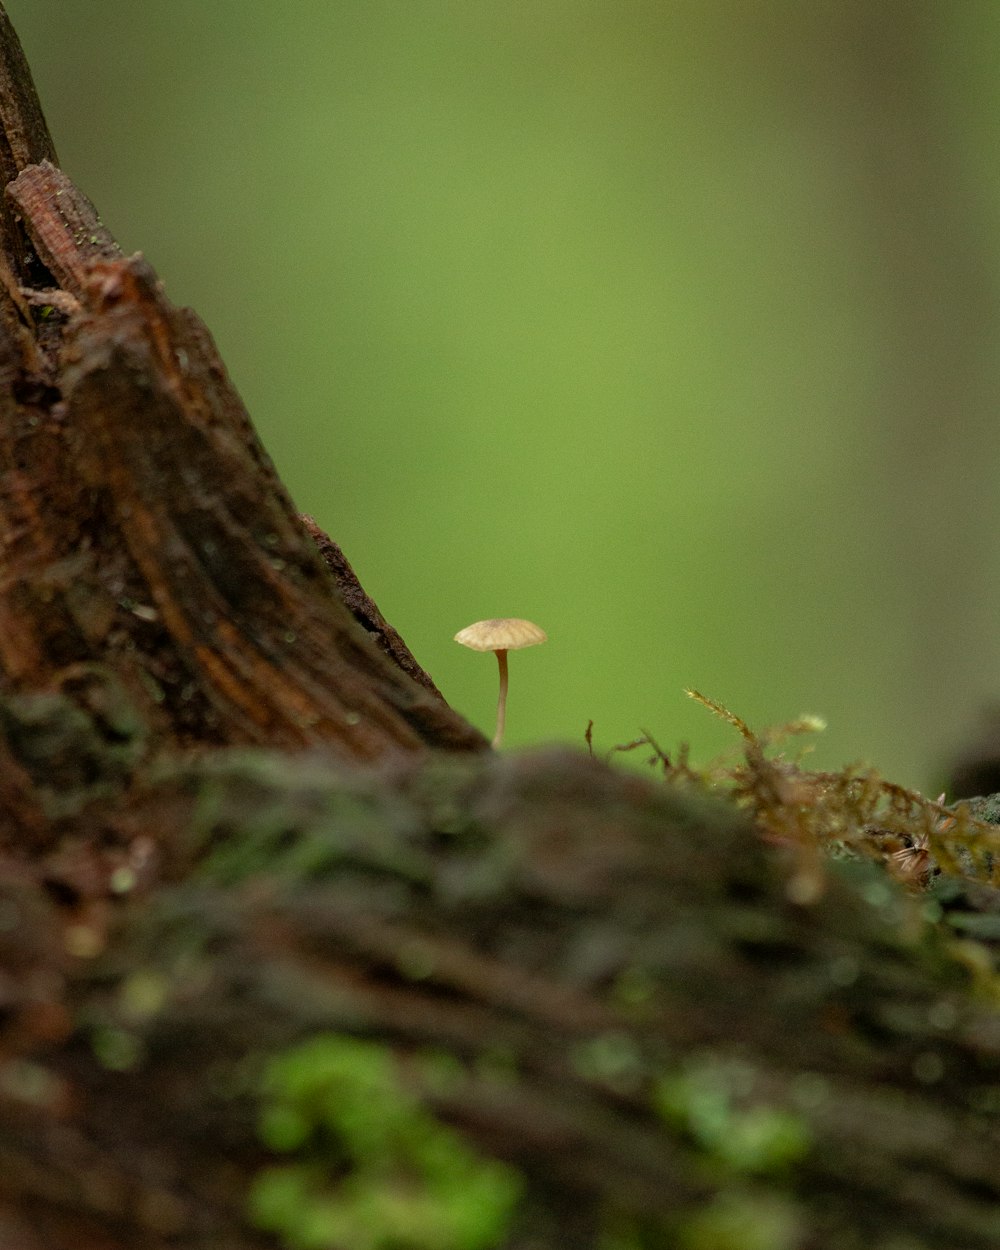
left=0, top=9, right=998, bottom=1250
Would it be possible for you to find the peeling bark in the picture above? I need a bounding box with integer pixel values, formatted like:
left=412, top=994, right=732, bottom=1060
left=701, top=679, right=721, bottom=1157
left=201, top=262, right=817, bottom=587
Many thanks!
left=0, top=121, right=484, bottom=774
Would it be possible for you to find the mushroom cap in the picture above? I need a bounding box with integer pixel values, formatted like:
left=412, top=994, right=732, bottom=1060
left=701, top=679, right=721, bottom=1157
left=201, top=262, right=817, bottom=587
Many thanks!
left=454, top=618, right=547, bottom=652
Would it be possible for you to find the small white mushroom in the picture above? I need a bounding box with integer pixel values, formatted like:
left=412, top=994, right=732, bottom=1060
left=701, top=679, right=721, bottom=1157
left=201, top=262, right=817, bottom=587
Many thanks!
left=454, top=618, right=547, bottom=748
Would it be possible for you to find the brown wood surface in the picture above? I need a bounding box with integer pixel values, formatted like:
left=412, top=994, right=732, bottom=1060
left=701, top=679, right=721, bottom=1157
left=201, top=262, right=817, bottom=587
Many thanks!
left=0, top=103, right=484, bottom=771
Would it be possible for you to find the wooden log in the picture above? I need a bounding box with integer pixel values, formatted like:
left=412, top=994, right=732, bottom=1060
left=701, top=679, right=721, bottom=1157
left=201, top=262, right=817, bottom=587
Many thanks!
left=0, top=64, right=485, bottom=826
left=1, top=746, right=999, bottom=1249
left=0, top=9, right=998, bottom=1250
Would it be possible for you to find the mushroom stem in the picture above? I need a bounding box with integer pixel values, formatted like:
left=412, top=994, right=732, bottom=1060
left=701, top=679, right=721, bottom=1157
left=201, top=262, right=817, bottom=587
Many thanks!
left=492, top=648, right=509, bottom=748
left=454, top=619, right=545, bottom=747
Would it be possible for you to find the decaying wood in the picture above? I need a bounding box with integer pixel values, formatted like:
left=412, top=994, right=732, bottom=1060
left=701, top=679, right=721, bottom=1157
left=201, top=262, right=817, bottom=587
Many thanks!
left=3, top=747, right=1000, bottom=1249
left=0, top=8, right=999, bottom=1250
left=0, top=121, right=485, bottom=779
left=300, top=514, right=443, bottom=698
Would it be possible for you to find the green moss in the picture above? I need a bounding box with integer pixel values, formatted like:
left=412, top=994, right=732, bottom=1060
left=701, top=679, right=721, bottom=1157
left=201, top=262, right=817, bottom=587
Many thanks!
left=181, top=752, right=431, bottom=886
left=678, top=1190, right=801, bottom=1250
left=612, top=967, right=658, bottom=1012
left=598, top=1210, right=673, bottom=1250
left=250, top=1034, right=522, bottom=1250
left=0, top=1059, right=61, bottom=1107
left=653, top=1056, right=811, bottom=1177
left=90, top=1024, right=143, bottom=1072
left=117, top=969, right=170, bottom=1023
left=0, top=667, right=146, bottom=817
left=571, top=1031, right=644, bottom=1092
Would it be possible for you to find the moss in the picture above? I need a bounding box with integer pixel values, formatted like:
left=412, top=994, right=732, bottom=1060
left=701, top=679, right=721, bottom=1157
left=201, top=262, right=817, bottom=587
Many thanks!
left=116, top=969, right=170, bottom=1018
left=571, top=1031, right=645, bottom=1093
left=90, top=1024, right=144, bottom=1072
left=597, top=1210, right=670, bottom=1250
left=180, top=752, right=431, bottom=887
left=598, top=1187, right=803, bottom=1250
left=677, top=1189, right=801, bottom=1250
left=0, top=1058, right=62, bottom=1107
left=0, top=666, right=146, bottom=817
left=612, top=967, right=658, bottom=1012
left=249, top=1034, right=522, bottom=1250
left=623, top=691, right=1000, bottom=895
left=653, top=1055, right=811, bottom=1178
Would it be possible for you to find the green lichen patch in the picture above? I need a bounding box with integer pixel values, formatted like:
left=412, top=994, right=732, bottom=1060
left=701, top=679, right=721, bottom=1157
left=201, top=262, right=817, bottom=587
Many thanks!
left=250, top=1034, right=522, bottom=1250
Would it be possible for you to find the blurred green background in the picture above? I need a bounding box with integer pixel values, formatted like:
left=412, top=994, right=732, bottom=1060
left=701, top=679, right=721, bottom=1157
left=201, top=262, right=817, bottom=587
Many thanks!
left=8, top=1, right=1000, bottom=789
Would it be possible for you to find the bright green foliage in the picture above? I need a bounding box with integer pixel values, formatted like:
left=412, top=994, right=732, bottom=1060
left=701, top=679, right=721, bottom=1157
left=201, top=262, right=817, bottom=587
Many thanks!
left=653, top=1056, right=811, bottom=1177
left=250, top=1034, right=522, bottom=1250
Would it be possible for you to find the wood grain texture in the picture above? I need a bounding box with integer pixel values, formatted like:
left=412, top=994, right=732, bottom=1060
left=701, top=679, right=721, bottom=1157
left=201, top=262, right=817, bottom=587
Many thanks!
left=0, top=153, right=486, bottom=790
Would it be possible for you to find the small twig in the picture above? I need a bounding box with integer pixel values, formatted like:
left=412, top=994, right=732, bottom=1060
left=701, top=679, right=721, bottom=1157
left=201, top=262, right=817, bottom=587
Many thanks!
left=7, top=161, right=122, bottom=301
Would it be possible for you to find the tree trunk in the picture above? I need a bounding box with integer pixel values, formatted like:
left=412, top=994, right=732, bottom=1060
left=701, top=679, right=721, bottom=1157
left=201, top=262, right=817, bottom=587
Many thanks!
left=0, top=9, right=999, bottom=1249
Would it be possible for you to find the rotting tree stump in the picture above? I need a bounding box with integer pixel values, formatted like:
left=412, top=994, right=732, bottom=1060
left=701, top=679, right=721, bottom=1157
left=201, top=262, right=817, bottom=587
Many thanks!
left=0, top=9, right=999, bottom=1250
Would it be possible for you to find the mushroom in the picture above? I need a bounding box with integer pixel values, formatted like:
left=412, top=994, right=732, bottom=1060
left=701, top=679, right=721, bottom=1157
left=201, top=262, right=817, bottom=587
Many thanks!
left=454, top=618, right=547, bottom=748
